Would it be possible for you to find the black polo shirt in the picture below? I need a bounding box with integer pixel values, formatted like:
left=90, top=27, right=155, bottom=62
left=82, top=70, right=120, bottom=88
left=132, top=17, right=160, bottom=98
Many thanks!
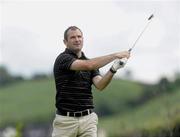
left=53, top=48, right=100, bottom=112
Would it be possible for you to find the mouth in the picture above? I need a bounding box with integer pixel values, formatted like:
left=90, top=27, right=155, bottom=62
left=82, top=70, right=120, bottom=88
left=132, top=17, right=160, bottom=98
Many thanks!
left=74, top=43, right=81, bottom=46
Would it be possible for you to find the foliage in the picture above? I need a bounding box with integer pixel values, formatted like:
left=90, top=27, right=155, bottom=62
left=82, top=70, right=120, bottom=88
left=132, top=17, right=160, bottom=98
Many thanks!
left=93, top=79, right=144, bottom=116
left=0, top=78, right=55, bottom=127
left=15, top=123, right=23, bottom=137
left=0, top=66, right=24, bottom=87
left=99, top=88, right=180, bottom=137
left=0, top=65, right=51, bottom=88
left=0, top=76, right=180, bottom=137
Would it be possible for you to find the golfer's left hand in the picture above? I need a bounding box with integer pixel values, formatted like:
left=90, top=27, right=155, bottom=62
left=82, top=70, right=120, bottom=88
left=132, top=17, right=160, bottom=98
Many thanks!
left=111, top=58, right=128, bottom=71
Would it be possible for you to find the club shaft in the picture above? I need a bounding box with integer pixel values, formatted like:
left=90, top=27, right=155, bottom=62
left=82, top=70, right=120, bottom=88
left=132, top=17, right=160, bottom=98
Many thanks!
left=129, top=15, right=154, bottom=52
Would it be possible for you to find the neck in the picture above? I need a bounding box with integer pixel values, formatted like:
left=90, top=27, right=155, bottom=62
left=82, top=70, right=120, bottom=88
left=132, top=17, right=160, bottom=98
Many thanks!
left=76, top=51, right=82, bottom=58
left=67, top=48, right=82, bottom=58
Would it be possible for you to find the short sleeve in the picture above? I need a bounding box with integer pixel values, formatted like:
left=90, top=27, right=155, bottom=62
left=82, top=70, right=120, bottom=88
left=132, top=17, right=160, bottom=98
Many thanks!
left=55, top=54, right=76, bottom=70
left=91, top=69, right=101, bottom=79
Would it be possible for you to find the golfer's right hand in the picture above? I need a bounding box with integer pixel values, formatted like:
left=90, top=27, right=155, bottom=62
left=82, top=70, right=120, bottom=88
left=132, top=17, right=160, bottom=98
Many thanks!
left=116, top=51, right=130, bottom=59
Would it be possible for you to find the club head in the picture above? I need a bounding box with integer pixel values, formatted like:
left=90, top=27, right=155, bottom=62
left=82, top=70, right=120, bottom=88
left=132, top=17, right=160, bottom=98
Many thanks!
left=148, top=14, right=154, bottom=20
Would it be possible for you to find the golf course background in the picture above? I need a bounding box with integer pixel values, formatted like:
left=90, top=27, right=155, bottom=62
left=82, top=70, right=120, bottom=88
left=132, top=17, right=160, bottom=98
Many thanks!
left=0, top=75, right=180, bottom=137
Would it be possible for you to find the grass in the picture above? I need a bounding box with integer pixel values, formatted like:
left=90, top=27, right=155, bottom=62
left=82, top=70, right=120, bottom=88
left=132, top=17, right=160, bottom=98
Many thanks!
left=0, top=78, right=143, bottom=127
left=99, top=88, right=180, bottom=136
left=0, top=78, right=56, bottom=127
left=93, top=79, right=144, bottom=114
left=0, top=78, right=180, bottom=137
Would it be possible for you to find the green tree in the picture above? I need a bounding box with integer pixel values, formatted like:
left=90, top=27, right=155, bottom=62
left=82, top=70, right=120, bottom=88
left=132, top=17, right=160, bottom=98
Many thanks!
left=0, top=66, right=13, bottom=86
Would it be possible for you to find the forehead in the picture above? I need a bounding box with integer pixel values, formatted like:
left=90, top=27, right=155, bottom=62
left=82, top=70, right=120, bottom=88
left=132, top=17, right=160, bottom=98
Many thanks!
left=67, top=29, right=82, bottom=37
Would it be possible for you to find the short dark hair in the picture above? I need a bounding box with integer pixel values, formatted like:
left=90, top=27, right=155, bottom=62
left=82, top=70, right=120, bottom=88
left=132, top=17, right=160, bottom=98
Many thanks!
left=64, top=26, right=83, bottom=41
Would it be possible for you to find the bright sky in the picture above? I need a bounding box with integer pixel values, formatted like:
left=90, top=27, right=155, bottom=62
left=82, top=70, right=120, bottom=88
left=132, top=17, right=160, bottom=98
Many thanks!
left=0, top=0, right=180, bottom=83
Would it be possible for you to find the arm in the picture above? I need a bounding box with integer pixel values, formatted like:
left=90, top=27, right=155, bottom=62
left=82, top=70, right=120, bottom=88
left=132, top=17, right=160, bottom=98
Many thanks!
left=70, top=51, right=130, bottom=71
left=93, top=58, right=128, bottom=91
left=92, top=71, right=114, bottom=91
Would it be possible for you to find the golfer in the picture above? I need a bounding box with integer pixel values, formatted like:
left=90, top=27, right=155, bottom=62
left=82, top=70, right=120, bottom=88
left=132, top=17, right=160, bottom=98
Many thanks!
left=52, top=26, right=130, bottom=137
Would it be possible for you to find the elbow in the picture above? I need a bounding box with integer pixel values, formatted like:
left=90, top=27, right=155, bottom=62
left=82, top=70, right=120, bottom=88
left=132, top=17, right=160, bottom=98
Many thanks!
left=98, top=88, right=104, bottom=91
left=83, top=62, right=95, bottom=70
left=96, top=86, right=105, bottom=91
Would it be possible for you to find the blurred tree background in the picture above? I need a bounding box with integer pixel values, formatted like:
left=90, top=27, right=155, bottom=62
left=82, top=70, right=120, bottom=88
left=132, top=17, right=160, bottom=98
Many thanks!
left=0, top=65, right=180, bottom=137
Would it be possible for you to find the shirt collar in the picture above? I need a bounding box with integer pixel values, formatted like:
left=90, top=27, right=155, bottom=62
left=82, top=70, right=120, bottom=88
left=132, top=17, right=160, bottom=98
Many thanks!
left=64, top=48, right=86, bottom=59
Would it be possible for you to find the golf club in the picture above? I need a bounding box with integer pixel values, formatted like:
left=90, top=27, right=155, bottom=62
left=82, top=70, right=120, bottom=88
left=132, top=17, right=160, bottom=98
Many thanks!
left=120, top=14, right=154, bottom=65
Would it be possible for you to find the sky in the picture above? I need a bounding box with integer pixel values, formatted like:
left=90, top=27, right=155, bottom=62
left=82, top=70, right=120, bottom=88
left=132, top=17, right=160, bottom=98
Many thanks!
left=0, top=0, right=180, bottom=83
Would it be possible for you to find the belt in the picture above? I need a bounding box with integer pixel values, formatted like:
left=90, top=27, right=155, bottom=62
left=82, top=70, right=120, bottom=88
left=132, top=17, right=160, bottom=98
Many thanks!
left=56, top=109, right=93, bottom=117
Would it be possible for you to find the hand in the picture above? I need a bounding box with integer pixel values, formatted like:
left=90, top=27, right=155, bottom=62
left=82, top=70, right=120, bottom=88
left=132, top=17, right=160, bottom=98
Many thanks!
left=119, top=58, right=128, bottom=67
left=111, top=58, right=128, bottom=72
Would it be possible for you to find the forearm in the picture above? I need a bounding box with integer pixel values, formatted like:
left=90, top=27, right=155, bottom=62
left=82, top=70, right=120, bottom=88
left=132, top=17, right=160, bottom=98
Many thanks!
left=70, top=51, right=130, bottom=71
left=93, top=56, right=129, bottom=91
left=86, top=54, right=117, bottom=70
left=94, top=58, right=127, bottom=90
left=71, top=53, right=116, bottom=70
left=94, top=71, right=114, bottom=91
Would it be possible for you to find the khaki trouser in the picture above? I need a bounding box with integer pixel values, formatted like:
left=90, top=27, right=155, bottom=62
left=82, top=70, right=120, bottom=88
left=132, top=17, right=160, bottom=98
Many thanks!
left=52, top=112, right=98, bottom=137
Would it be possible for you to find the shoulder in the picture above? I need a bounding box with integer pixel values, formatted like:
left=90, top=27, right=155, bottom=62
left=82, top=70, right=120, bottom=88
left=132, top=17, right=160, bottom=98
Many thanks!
left=56, top=52, right=73, bottom=61
left=54, top=52, right=76, bottom=68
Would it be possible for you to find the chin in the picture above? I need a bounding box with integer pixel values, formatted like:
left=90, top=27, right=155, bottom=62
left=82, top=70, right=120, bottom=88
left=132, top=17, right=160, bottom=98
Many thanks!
left=70, top=47, right=81, bottom=53
left=75, top=46, right=83, bottom=51
left=75, top=48, right=82, bottom=53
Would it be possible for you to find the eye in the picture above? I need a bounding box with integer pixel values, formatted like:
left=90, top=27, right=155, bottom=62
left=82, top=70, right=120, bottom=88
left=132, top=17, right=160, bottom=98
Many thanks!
left=70, top=36, right=76, bottom=39
left=78, top=35, right=82, bottom=38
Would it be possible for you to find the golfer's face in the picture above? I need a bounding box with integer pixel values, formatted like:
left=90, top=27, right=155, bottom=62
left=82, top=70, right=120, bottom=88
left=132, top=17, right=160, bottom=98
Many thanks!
left=65, top=29, right=83, bottom=52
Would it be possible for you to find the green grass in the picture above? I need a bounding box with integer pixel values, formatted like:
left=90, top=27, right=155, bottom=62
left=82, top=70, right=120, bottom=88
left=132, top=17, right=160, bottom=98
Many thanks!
left=99, top=88, right=180, bottom=136
left=0, top=78, right=180, bottom=137
left=0, top=78, right=56, bottom=127
left=0, top=78, right=142, bottom=127
left=93, top=79, right=144, bottom=114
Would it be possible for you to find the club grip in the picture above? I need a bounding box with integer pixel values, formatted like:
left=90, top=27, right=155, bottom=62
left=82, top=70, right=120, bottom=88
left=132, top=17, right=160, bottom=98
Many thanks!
left=119, top=61, right=124, bottom=65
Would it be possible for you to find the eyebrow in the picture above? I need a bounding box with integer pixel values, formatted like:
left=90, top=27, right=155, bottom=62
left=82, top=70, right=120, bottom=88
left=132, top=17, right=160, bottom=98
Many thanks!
left=70, top=34, right=82, bottom=38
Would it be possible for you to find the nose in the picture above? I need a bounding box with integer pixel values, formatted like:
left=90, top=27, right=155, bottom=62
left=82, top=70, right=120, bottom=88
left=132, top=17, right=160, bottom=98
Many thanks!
left=75, top=37, right=79, bottom=41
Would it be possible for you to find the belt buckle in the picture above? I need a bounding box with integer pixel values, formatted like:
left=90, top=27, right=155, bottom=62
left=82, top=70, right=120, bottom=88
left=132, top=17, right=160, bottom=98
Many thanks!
left=73, top=109, right=91, bottom=117
left=74, top=111, right=82, bottom=117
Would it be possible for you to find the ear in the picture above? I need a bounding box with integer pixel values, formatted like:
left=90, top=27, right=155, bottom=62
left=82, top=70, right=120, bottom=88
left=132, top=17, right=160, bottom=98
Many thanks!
left=63, top=39, right=67, bottom=46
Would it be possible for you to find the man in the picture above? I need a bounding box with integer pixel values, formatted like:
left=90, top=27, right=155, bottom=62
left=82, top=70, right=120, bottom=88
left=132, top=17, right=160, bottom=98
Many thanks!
left=52, top=26, right=130, bottom=137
